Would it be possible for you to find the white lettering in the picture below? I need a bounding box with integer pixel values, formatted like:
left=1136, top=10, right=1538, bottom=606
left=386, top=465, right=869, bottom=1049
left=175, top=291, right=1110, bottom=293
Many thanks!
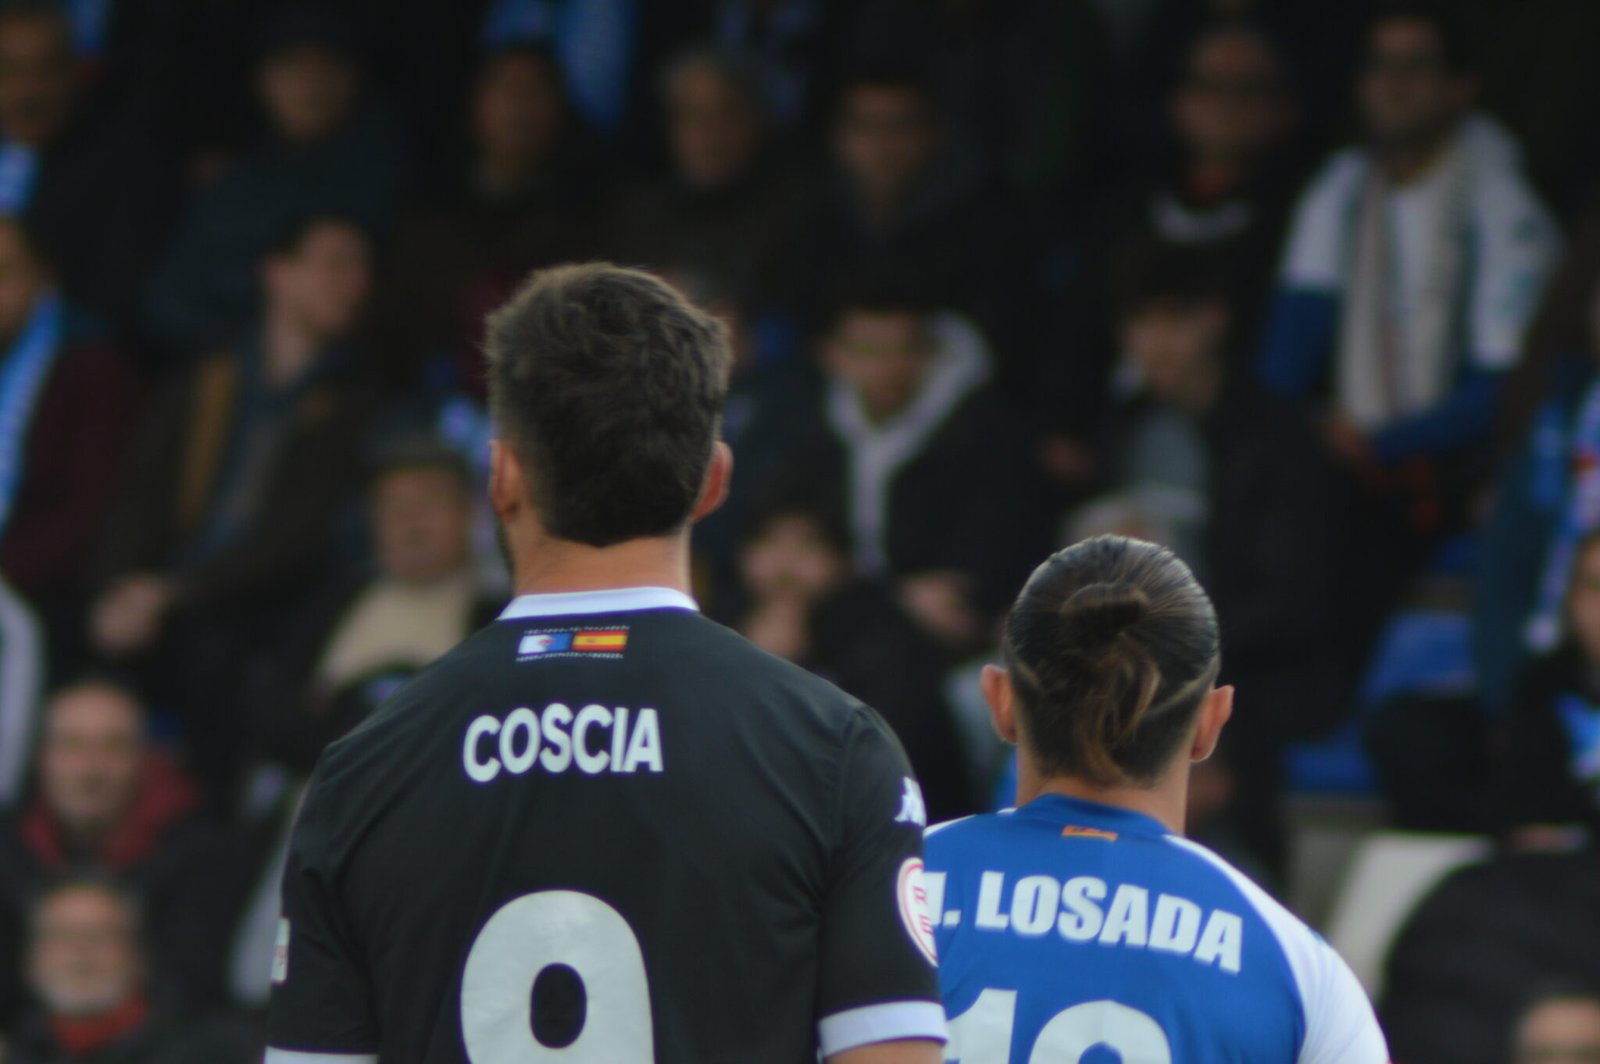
left=1099, top=885, right=1150, bottom=949
left=1194, top=911, right=1243, bottom=974
left=464, top=715, right=501, bottom=783
left=611, top=706, right=629, bottom=766
left=622, top=709, right=664, bottom=773
left=461, top=704, right=667, bottom=781
left=499, top=708, right=540, bottom=775
left=1149, top=895, right=1202, bottom=955
left=958, top=871, right=1243, bottom=973
left=1012, top=876, right=1058, bottom=937
left=573, top=704, right=612, bottom=774
left=540, top=703, right=574, bottom=772
left=1058, top=876, right=1106, bottom=941
left=975, top=871, right=1009, bottom=930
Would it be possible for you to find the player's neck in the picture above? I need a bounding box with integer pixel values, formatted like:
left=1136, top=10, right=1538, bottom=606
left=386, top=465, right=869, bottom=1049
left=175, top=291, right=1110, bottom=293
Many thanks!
left=1020, top=760, right=1190, bottom=836
left=509, top=532, right=694, bottom=599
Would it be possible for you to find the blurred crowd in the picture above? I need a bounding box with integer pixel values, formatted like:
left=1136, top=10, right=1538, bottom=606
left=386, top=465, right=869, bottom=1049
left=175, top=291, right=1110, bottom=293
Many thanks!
left=1, top=0, right=1600, bottom=1061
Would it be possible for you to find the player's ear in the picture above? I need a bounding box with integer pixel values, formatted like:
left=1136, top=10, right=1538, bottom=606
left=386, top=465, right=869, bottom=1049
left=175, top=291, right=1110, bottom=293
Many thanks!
left=488, top=439, right=526, bottom=524
left=981, top=664, right=1019, bottom=745
left=690, top=441, right=733, bottom=524
left=1189, top=685, right=1234, bottom=763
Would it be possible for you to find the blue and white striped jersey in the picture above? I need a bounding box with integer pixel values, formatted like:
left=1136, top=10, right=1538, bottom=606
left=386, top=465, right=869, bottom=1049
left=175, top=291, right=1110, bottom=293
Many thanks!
left=924, top=794, right=1388, bottom=1063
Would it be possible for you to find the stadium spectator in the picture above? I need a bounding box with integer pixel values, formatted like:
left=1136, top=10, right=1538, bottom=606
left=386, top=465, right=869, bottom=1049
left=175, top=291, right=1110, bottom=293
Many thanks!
left=666, top=265, right=817, bottom=609
left=735, top=494, right=973, bottom=819
left=0, top=681, right=247, bottom=1020
left=1512, top=987, right=1600, bottom=1064
left=4, top=878, right=256, bottom=1064
left=146, top=7, right=411, bottom=354
left=1040, top=21, right=1303, bottom=482
left=607, top=47, right=803, bottom=303
left=689, top=0, right=848, bottom=132
left=1478, top=209, right=1600, bottom=711
left=0, top=1, right=180, bottom=352
left=88, top=216, right=373, bottom=798
left=1108, top=0, right=1370, bottom=174
left=1381, top=847, right=1600, bottom=1064
left=240, top=443, right=500, bottom=776
left=774, top=279, right=1045, bottom=650
left=1493, top=531, right=1600, bottom=844
left=480, top=0, right=639, bottom=138
left=0, top=218, right=139, bottom=667
left=379, top=42, right=605, bottom=404
left=1080, top=247, right=1359, bottom=874
left=781, top=68, right=1035, bottom=385
left=844, top=0, right=1105, bottom=198
left=1259, top=1, right=1558, bottom=539
left=1095, top=21, right=1300, bottom=357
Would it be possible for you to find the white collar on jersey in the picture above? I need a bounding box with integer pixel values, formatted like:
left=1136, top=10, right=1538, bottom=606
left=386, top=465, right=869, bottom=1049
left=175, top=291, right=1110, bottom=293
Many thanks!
left=498, top=586, right=699, bottom=620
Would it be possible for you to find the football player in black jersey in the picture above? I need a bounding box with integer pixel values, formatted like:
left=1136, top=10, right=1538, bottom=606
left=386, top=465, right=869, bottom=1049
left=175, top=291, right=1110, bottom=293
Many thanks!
left=265, top=263, right=947, bottom=1063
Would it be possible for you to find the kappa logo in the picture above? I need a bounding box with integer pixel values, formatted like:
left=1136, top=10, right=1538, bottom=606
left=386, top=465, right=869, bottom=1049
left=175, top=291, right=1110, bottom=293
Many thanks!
left=894, top=777, right=926, bottom=827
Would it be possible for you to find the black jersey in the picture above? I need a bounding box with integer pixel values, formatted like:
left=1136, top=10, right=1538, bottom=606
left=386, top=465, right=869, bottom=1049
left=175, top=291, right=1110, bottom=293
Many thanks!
left=265, top=587, right=946, bottom=1064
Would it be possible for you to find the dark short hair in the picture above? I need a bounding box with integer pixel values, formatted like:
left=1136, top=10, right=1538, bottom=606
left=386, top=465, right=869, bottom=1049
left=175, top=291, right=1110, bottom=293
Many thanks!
left=1367, top=0, right=1476, bottom=73
left=1113, top=242, right=1236, bottom=320
left=1003, top=536, right=1221, bottom=787
left=266, top=213, right=371, bottom=260
left=368, top=438, right=474, bottom=494
left=485, top=263, right=730, bottom=547
left=478, top=40, right=568, bottom=101
left=740, top=485, right=851, bottom=557
left=824, top=268, right=938, bottom=334
left=834, top=63, right=939, bottom=119
left=659, top=45, right=770, bottom=117
left=256, top=4, right=362, bottom=63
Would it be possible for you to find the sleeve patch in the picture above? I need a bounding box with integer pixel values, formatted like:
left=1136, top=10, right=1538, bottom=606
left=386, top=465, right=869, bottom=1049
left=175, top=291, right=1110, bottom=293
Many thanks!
left=897, top=858, right=939, bottom=965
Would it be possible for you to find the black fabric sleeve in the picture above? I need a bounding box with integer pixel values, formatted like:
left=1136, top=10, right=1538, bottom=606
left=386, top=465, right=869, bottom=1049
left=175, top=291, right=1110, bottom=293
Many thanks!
left=265, top=775, right=379, bottom=1055
left=814, top=707, right=946, bottom=1056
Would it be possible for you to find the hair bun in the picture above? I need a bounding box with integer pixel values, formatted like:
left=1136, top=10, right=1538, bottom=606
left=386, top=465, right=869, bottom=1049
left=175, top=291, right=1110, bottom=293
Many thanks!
left=1057, top=582, right=1150, bottom=651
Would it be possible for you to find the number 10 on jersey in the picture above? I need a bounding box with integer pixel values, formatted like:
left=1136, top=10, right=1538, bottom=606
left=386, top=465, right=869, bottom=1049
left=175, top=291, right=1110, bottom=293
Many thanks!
left=946, top=989, right=1172, bottom=1064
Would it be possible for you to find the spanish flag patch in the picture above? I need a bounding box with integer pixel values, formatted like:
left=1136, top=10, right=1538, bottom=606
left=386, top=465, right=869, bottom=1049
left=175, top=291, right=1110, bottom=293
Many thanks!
left=573, top=630, right=629, bottom=652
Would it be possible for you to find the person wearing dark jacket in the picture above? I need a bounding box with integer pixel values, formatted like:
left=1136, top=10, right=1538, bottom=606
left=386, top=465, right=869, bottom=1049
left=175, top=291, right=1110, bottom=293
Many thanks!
left=1380, top=848, right=1600, bottom=1064
left=87, top=217, right=373, bottom=800
left=781, top=69, right=1037, bottom=392
left=1082, top=247, right=1358, bottom=877
left=0, top=218, right=140, bottom=671
left=0, top=3, right=181, bottom=355
left=733, top=495, right=974, bottom=820
left=606, top=47, right=805, bottom=304
left=377, top=42, right=606, bottom=398
left=0, top=682, right=247, bottom=1026
left=240, top=444, right=502, bottom=776
left=6, top=878, right=255, bottom=1064
left=145, top=8, right=412, bottom=354
left=1494, top=531, right=1600, bottom=843
left=776, top=281, right=1046, bottom=652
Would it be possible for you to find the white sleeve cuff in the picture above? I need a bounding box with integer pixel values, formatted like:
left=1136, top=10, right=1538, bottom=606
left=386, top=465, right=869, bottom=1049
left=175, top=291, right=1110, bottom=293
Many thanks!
left=818, top=1000, right=949, bottom=1057
left=265, top=1050, right=378, bottom=1064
